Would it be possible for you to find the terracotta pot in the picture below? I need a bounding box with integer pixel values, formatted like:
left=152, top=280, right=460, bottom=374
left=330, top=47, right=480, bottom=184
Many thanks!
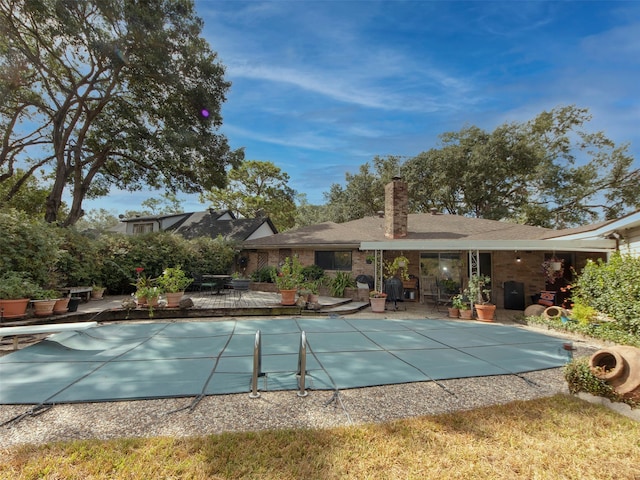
left=475, top=304, right=496, bottom=322
left=137, top=296, right=159, bottom=307
left=370, top=297, right=386, bottom=313
left=459, top=309, right=473, bottom=320
left=53, top=297, right=70, bottom=314
left=91, top=288, right=105, bottom=300
left=165, top=292, right=184, bottom=308
left=589, top=346, right=640, bottom=400
left=0, top=298, right=30, bottom=319
left=32, top=299, right=57, bottom=317
left=448, top=307, right=460, bottom=318
left=280, top=289, right=297, bottom=306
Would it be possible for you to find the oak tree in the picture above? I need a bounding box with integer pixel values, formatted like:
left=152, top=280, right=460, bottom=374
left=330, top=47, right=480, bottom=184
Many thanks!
left=0, top=0, right=242, bottom=225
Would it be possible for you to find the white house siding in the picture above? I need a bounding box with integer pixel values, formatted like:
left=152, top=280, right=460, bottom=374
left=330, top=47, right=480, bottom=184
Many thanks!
left=245, top=222, right=277, bottom=240
left=620, top=226, right=640, bottom=257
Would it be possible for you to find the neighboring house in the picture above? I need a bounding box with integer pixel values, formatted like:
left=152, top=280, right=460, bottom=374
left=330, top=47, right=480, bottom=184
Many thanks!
left=242, top=177, right=621, bottom=309
left=112, top=209, right=278, bottom=242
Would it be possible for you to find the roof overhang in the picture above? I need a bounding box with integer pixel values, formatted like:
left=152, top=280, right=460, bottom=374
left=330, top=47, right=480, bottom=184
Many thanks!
left=550, top=211, right=640, bottom=241
left=360, top=239, right=616, bottom=252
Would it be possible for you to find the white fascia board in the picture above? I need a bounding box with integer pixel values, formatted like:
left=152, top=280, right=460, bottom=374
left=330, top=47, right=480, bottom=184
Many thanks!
left=359, top=239, right=616, bottom=252
left=553, top=212, right=640, bottom=241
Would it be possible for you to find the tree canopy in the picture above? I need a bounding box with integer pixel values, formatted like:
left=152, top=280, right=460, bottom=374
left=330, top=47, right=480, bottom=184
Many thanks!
left=0, top=0, right=242, bottom=226
left=322, top=156, right=404, bottom=223
left=201, top=160, right=297, bottom=231
left=326, top=106, right=639, bottom=228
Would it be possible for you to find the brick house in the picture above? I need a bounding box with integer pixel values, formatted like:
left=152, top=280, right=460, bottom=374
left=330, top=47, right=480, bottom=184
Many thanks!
left=241, top=177, right=622, bottom=309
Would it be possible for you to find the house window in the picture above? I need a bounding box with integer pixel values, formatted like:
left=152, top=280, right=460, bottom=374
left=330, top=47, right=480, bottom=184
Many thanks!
left=420, top=252, right=463, bottom=293
left=133, top=223, right=154, bottom=234
left=315, top=251, right=352, bottom=271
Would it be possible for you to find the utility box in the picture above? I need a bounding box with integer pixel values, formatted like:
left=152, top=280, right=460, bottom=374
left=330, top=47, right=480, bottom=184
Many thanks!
left=504, top=281, right=525, bottom=310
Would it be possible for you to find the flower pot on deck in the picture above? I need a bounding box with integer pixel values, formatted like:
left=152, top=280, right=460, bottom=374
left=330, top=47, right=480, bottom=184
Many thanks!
left=370, top=297, right=386, bottom=313
left=165, top=292, right=185, bottom=308
left=0, top=298, right=30, bottom=320
left=280, top=289, right=297, bottom=306
left=32, top=299, right=57, bottom=317
left=475, top=304, right=496, bottom=322
left=53, top=297, right=70, bottom=314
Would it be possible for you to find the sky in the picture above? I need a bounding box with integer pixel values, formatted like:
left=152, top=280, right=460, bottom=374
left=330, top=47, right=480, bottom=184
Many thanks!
left=86, top=0, right=640, bottom=214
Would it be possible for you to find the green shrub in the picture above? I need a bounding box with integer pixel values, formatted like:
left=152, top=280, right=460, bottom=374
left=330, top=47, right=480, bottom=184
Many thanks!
left=570, top=301, right=598, bottom=326
left=0, top=209, right=63, bottom=286
left=525, top=314, right=640, bottom=348
left=573, top=252, right=640, bottom=335
left=329, top=271, right=355, bottom=297
left=301, top=264, right=325, bottom=281
left=251, top=266, right=277, bottom=283
left=563, top=357, right=639, bottom=409
left=56, top=227, right=103, bottom=286
left=95, top=233, right=239, bottom=294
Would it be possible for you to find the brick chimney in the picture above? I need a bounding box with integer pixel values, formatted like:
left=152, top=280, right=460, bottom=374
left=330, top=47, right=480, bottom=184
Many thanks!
left=384, top=176, right=408, bottom=239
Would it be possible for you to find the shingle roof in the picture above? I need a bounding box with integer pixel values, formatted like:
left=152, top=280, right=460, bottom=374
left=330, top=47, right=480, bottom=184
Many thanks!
left=243, top=213, right=554, bottom=248
left=171, top=214, right=275, bottom=241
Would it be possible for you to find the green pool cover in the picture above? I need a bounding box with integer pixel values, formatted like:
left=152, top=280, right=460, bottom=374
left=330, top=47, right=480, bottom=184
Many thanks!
left=0, top=318, right=573, bottom=404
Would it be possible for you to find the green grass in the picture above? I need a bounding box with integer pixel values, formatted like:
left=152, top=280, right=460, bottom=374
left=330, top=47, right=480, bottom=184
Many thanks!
left=2, top=395, right=639, bottom=479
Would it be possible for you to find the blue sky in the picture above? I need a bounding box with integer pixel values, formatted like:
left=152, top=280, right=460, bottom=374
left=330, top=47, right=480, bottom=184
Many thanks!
left=89, top=0, right=640, bottom=213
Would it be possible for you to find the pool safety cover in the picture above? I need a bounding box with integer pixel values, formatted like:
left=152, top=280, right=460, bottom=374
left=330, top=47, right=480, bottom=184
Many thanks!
left=0, top=318, right=572, bottom=404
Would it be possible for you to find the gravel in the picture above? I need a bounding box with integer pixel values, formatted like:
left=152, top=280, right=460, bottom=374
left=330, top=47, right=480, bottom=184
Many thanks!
left=0, top=307, right=604, bottom=451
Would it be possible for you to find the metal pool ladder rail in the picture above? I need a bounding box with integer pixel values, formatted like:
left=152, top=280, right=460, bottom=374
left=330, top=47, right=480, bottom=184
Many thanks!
left=249, top=330, right=263, bottom=398
left=297, top=331, right=308, bottom=397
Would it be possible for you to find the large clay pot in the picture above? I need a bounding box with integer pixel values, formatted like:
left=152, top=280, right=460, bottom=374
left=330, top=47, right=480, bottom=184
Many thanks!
left=475, top=304, right=496, bottom=322
left=0, top=298, right=30, bottom=320
left=53, top=297, right=70, bottom=314
left=280, top=289, right=297, bottom=306
left=165, top=292, right=184, bottom=308
left=91, top=287, right=105, bottom=300
left=589, top=346, right=640, bottom=400
left=370, top=297, right=386, bottom=313
left=32, top=299, right=57, bottom=317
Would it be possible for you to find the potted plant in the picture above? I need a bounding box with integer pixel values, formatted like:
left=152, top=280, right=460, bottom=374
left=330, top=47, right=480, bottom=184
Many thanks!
left=137, top=286, right=161, bottom=307
left=383, top=255, right=410, bottom=281
left=305, top=279, right=320, bottom=304
left=53, top=294, right=71, bottom=314
left=0, top=272, right=42, bottom=319
left=230, top=271, right=251, bottom=290
left=272, top=256, right=304, bottom=305
left=31, top=289, right=60, bottom=317
left=455, top=292, right=473, bottom=319
left=542, top=257, right=565, bottom=283
left=449, top=294, right=464, bottom=318
left=369, top=291, right=387, bottom=312
left=329, top=271, right=356, bottom=298
left=91, top=284, right=106, bottom=300
left=468, top=274, right=495, bottom=321
left=133, top=274, right=157, bottom=306
left=157, top=266, right=193, bottom=307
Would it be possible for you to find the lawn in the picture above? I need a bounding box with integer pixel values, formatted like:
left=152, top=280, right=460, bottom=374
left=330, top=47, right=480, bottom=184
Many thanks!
left=2, top=394, right=638, bottom=479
